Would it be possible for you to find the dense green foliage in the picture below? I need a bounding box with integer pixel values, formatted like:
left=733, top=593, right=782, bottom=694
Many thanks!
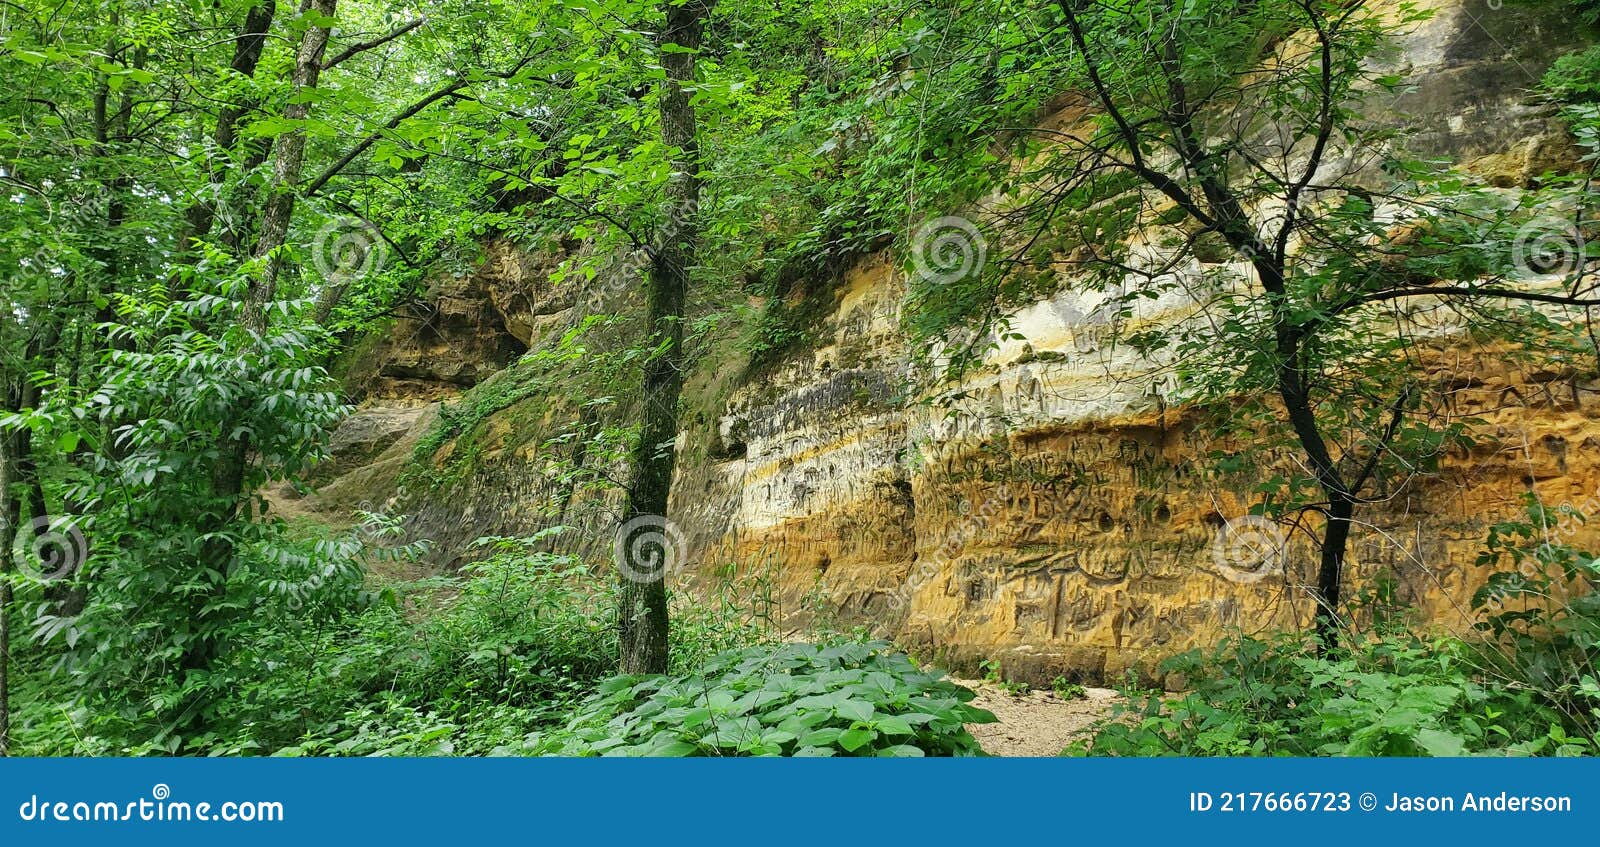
left=7, top=532, right=777, bottom=755
left=532, top=641, right=995, bottom=756
left=1073, top=630, right=1596, bottom=756
left=4, top=0, right=1600, bottom=757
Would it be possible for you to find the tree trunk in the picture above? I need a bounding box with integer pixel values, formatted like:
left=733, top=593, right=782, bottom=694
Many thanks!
left=178, top=0, right=336, bottom=681
left=617, top=0, right=714, bottom=675
left=1, top=428, right=14, bottom=756
left=0, top=389, right=37, bottom=756
left=1271, top=323, right=1350, bottom=650
left=181, top=0, right=278, bottom=256
left=1315, top=493, right=1354, bottom=647
left=247, top=0, right=337, bottom=330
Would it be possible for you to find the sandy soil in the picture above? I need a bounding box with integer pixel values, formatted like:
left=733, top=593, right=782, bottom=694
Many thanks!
left=957, top=679, right=1121, bottom=756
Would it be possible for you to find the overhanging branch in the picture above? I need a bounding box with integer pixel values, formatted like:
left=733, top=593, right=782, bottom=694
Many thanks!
left=321, top=17, right=426, bottom=71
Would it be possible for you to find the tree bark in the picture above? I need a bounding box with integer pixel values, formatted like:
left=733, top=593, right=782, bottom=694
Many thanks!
left=1273, top=346, right=1351, bottom=648
left=618, top=0, right=714, bottom=675
left=1, top=428, right=14, bottom=756
left=179, top=0, right=336, bottom=681
left=246, top=0, right=337, bottom=330
left=1315, top=494, right=1354, bottom=645
left=181, top=0, right=278, bottom=255
left=0, top=377, right=40, bottom=757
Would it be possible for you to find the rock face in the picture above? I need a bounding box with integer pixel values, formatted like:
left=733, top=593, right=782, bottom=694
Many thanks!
left=339, top=239, right=543, bottom=402
left=674, top=0, right=1600, bottom=682
left=687, top=253, right=1600, bottom=682
left=330, top=0, right=1600, bottom=682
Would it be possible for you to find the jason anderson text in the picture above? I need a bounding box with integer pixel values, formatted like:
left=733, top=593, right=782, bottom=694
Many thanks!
left=1387, top=792, right=1572, bottom=812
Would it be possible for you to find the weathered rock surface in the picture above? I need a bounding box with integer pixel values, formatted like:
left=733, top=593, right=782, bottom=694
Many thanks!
left=339, top=240, right=547, bottom=402
left=325, top=0, right=1600, bottom=681
left=675, top=0, right=1600, bottom=681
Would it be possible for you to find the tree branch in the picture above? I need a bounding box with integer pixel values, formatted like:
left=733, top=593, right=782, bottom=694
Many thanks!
left=1344, top=285, right=1600, bottom=313
left=303, top=76, right=468, bottom=196
left=320, top=17, right=425, bottom=71
left=303, top=55, right=552, bottom=197
left=1349, top=386, right=1410, bottom=499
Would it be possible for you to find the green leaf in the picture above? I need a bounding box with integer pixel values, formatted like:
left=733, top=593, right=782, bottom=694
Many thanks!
left=798, top=727, right=843, bottom=748
left=1415, top=728, right=1468, bottom=758
left=835, top=699, right=874, bottom=723
left=838, top=727, right=875, bottom=752
left=643, top=739, right=700, bottom=752
left=874, top=715, right=915, bottom=736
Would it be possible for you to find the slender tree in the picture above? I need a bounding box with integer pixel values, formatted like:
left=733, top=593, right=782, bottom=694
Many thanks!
left=182, top=0, right=339, bottom=678
left=617, top=0, right=716, bottom=674
left=248, top=0, right=338, bottom=328
left=180, top=0, right=279, bottom=257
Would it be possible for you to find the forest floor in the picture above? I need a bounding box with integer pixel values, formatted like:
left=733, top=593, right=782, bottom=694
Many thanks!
left=957, top=679, right=1121, bottom=756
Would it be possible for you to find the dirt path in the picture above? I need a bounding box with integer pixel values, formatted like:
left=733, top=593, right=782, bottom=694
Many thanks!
left=957, top=680, right=1121, bottom=756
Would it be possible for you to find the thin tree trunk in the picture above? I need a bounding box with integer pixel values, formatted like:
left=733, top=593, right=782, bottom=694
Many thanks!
left=246, top=0, right=337, bottom=330
left=1, top=427, right=14, bottom=756
left=181, top=0, right=278, bottom=255
left=618, top=0, right=714, bottom=675
left=1315, top=494, right=1354, bottom=646
left=0, top=384, right=37, bottom=756
left=1268, top=319, right=1350, bottom=649
left=179, top=0, right=336, bottom=681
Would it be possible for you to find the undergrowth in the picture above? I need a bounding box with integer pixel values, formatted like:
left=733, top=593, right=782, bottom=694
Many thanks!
left=1070, top=495, right=1600, bottom=757
left=1070, top=632, right=1595, bottom=757
left=10, top=531, right=780, bottom=756
left=525, top=641, right=995, bottom=756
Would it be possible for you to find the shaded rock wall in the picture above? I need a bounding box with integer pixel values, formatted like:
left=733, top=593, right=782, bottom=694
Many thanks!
left=338, top=239, right=541, bottom=402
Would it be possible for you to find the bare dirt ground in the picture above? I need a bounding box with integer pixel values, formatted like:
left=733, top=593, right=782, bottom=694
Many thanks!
left=956, top=679, right=1122, bottom=756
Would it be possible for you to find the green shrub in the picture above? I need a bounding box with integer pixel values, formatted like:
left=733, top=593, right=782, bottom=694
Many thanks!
left=530, top=641, right=996, bottom=756
left=1471, top=493, right=1600, bottom=741
left=1072, top=493, right=1600, bottom=758
left=1070, top=629, right=1595, bottom=757
left=13, top=527, right=790, bottom=756
left=1051, top=677, right=1086, bottom=700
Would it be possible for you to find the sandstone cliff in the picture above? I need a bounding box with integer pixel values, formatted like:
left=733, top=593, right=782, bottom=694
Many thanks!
left=306, top=0, right=1600, bottom=683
